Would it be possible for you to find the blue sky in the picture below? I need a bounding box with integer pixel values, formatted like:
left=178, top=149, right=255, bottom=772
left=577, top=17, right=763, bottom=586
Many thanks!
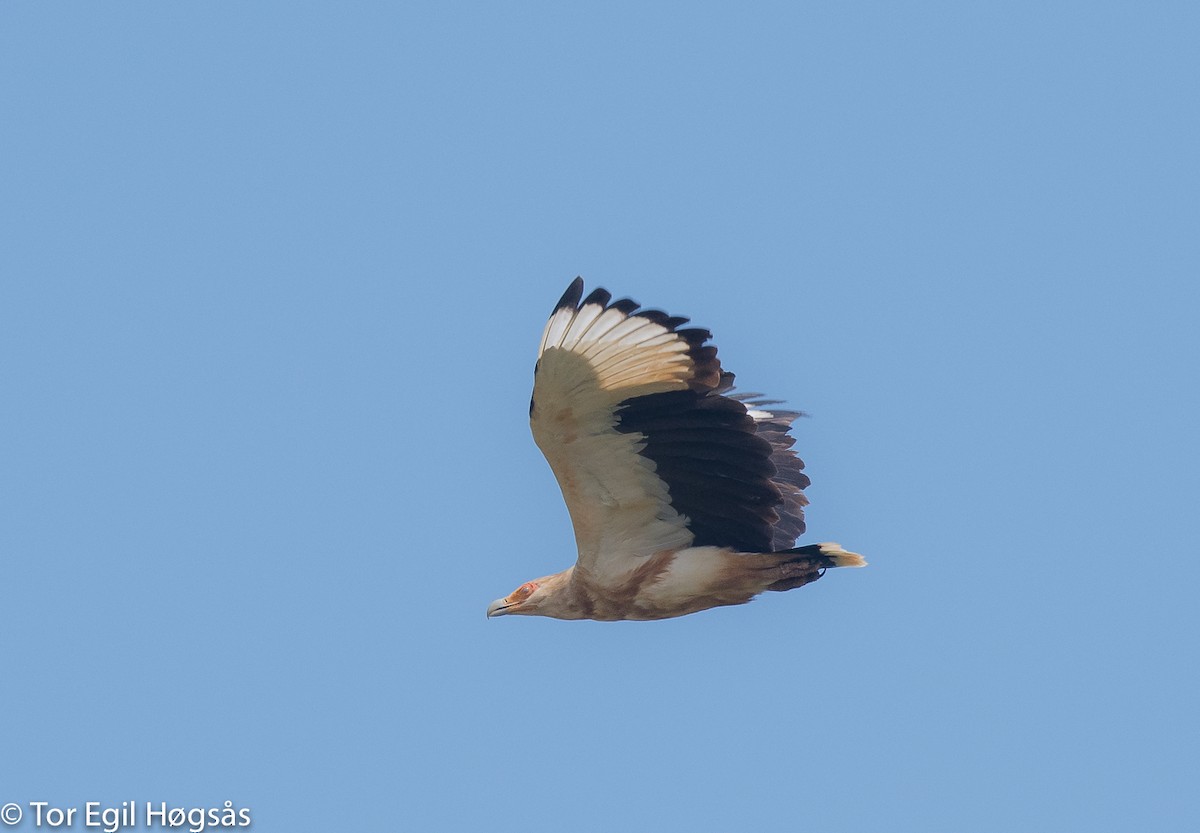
left=2, top=2, right=1197, bottom=831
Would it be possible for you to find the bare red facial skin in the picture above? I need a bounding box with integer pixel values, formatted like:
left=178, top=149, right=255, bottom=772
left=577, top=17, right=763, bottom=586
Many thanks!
left=511, top=582, right=538, bottom=603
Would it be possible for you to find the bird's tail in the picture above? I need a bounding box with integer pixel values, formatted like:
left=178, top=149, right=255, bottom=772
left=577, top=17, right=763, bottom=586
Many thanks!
left=764, top=542, right=866, bottom=592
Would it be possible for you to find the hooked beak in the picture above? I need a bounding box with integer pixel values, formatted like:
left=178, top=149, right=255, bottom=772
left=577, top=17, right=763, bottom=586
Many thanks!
left=486, top=597, right=512, bottom=618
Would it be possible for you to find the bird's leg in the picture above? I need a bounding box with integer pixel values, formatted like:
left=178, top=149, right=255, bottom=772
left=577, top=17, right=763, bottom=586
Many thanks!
left=764, top=558, right=825, bottom=592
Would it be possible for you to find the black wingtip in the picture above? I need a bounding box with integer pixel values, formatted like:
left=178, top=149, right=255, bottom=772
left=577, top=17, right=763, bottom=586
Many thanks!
left=633, top=308, right=671, bottom=325
left=581, top=287, right=612, bottom=308
left=554, top=277, right=585, bottom=313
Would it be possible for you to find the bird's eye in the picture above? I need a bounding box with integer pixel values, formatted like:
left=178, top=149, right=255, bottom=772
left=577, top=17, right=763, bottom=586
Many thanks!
left=512, top=582, right=537, bottom=602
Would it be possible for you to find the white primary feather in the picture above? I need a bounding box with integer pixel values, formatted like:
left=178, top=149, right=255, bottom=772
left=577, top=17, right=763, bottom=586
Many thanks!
left=539, top=306, right=576, bottom=355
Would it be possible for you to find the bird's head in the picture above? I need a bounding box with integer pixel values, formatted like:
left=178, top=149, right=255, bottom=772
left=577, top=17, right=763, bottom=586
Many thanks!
left=489, top=573, right=573, bottom=619
left=486, top=576, right=557, bottom=618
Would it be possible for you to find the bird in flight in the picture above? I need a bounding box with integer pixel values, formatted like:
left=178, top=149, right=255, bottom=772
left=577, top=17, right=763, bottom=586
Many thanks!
left=488, top=278, right=864, bottom=621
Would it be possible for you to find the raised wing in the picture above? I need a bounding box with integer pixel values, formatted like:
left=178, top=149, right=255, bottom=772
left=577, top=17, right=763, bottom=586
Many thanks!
left=529, top=278, right=810, bottom=586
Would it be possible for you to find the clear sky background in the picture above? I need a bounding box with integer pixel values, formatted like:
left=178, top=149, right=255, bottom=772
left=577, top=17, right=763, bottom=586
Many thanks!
left=2, top=2, right=1197, bottom=832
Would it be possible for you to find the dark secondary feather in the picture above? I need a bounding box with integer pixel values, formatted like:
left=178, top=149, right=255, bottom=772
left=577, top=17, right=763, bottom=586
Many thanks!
left=615, top=386, right=809, bottom=553
left=733, top=394, right=810, bottom=550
